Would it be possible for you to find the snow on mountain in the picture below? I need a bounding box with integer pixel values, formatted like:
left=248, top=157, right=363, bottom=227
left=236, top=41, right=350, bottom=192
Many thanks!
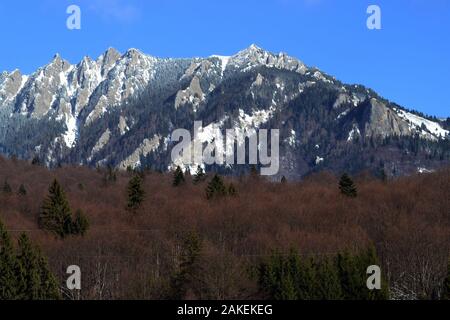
left=394, top=108, right=449, bottom=140
left=0, top=44, right=448, bottom=177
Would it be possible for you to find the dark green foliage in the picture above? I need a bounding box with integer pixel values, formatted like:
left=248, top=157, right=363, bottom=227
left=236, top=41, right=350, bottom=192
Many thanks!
left=71, top=209, right=89, bottom=236
left=0, top=221, right=18, bottom=299
left=127, top=175, right=145, bottom=212
left=339, top=173, right=357, bottom=197
left=0, top=221, right=60, bottom=300
left=281, top=176, right=287, bottom=184
left=39, top=179, right=73, bottom=238
left=18, top=183, right=27, bottom=196
left=39, top=179, right=89, bottom=238
left=206, top=174, right=227, bottom=200
left=169, top=232, right=202, bottom=299
left=3, top=179, right=12, bottom=195
left=250, top=165, right=259, bottom=178
left=193, top=165, right=206, bottom=184
left=15, top=234, right=60, bottom=300
left=31, top=156, right=41, bottom=166
left=228, top=183, right=237, bottom=196
left=173, top=166, right=185, bottom=186
left=442, top=260, right=450, bottom=300
left=102, top=165, right=117, bottom=186
left=336, top=247, right=388, bottom=300
left=257, top=248, right=388, bottom=300
left=314, top=257, right=343, bottom=300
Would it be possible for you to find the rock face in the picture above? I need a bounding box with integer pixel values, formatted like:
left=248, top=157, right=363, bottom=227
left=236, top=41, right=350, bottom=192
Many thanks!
left=0, top=45, right=448, bottom=178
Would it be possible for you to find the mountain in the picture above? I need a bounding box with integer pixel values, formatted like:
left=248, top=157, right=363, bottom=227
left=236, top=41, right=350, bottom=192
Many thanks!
left=0, top=45, right=449, bottom=179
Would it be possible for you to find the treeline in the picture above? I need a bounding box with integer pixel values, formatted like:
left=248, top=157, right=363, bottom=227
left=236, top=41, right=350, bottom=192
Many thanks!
left=256, top=248, right=389, bottom=300
left=0, top=155, right=449, bottom=300
left=0, top=222, right=60, bottom=300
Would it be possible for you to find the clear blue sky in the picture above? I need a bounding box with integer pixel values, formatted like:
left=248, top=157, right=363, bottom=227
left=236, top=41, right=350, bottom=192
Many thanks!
left=0, top=0, right=449, bottom=117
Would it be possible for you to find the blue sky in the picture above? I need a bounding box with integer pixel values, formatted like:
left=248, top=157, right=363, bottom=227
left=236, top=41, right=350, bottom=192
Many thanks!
left=0, top=0, right=449, bottom=117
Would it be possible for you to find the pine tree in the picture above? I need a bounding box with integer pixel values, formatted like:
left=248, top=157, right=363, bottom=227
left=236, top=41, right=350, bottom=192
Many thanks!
left=71, top=209, right=89, bottom=236
left=18, top=183, right=27, bottom=196
left=359, top=246, right=389, bottom=300
left=443, top=259, right=450, bottom=300
left=336, top=251, right=360, bottom=299
left=39, top=179, right=73, bottom=238
left=3, top=180, right=12, bottom=195
left=169, top=232, right=202, bottom=299
left=228, top=183, right=237, bottom=196
left=0, top=221, right=18, bottom=299
left=15, top=234, right=60, bottom=300
left=127, top=175, right=145, bottom=212
left=173, top=166, right=185, bottom=186
left=31, top=156, right=41, bottom=166
left=193, top=165, right=206, bottom=184
left=339, top=173, right=357, bottom=197
left=281, top=176, right=287, bottom=184
left=295, top=257, right=317, bottom=300
left=206, top=174, right=227, bottom=200
left=314, top=257, right=343, bottom=300
left=250, top=165, right=259, bottom=178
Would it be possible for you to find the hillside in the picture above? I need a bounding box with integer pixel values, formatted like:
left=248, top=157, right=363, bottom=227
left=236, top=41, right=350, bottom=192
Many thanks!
left=0, top=156, right=449, bottom=299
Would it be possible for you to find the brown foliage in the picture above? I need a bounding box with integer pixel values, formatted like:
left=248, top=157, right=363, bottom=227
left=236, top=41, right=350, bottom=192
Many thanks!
left=0, top=155, right=449, bottom=299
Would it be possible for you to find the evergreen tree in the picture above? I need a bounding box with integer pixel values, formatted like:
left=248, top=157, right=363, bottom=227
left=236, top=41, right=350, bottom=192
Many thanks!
left=250, top=165, right=259, bottom=178
left=18, top=183, right=27, bottom=196
left=0, top=221, right=18, bottom=299
left=336, top=248, right=388, bottom=300
left=193, top=165, right=206, bottom=184
left=295, top=257, right=317, bottom=300
left=173, top=166, right=185, bottom=186
left=228, top=183, right=237, bottom=196
left=206, top=174, right=227, bottom=200
left=15, top=234, right=60, bottom=300
left=39, top=179, right=73, bottom=238
left=169, top=232, right=202, bottom=299
left=127, top=175, right=145, bottom=212
left=31, top=156, right=41, bottom=166
left=339, top=173, right=357, bottom=197
left=3, top=180, right=12, bottom=195
left=314, top=257, right=343, bottom=300
left=281, top=176, right=287, bottom=184
left=71, top=209, right=89, bottom=236
left=442, top=259, right=450, bottom=300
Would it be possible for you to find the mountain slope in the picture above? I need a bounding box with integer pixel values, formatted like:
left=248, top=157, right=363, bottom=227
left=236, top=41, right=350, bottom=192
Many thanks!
left=0, top=45, right=448, bottom=178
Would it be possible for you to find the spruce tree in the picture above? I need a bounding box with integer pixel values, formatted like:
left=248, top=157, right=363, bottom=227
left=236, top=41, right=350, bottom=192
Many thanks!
left=443, top=259, right=450, bottom=300
left=173, top=166, right=185, bottom=186
left=39, top=179, right=73, bottom=238
left=295, top=257, right=317, bottom=300
left=339, top=173, right=357, bottom=197
left=228, top=183, right=237, bottom=196
left=169, top=232, right=202, bottom=299
left=250, top=165, right=259, bottom=178
left=193, top=165, right=206, bottom=184
left=31, top=156, right=41, bottom=166
left=15, top=234, right=60, bottom=300
left=3, top=180, right=12, bottom=195
left=71, top=209, right=90, bottom=236
left=18, top=183, right=27, bottom=196
left=206, top=174, right=227, bottom=200
left=127, top=175, right=145, bottom=212
left=314, top=257, right=343, bottom=300
left=0, top=221, right=18, bottom=299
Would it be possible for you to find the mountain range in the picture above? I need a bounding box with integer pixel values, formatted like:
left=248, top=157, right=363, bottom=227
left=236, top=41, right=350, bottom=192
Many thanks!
left=0, top=44, right=449, bottom=179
